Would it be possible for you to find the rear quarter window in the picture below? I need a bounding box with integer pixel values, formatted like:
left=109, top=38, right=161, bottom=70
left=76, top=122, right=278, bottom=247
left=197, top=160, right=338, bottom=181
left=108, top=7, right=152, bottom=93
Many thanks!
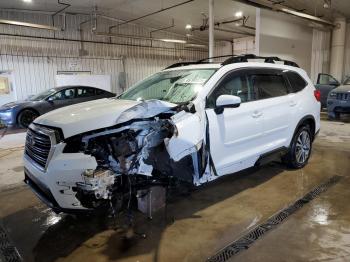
left=286, top=71, right=307, bottom=93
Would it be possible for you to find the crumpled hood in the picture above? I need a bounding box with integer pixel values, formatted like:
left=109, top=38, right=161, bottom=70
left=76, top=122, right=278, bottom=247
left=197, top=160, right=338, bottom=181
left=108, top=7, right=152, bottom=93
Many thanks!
left=34, top=98, right=177, bottom=138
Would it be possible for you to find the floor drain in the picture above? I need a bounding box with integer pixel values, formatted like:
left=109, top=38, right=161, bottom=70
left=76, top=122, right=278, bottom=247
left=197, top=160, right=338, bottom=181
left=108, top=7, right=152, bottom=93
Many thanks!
left=208, top=175, right=342, bottom=262
left=0, top=222, right=21, bottom=262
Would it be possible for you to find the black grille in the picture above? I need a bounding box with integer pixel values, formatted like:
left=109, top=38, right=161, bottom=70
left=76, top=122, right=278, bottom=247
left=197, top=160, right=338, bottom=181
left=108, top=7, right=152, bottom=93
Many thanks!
left=25, top=128, right=51, bottom=169
left=336, top=93, right=349, bottom=100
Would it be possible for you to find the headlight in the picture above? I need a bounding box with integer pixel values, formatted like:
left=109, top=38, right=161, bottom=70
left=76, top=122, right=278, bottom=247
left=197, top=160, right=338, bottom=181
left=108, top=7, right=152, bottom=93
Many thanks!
left=329, top=92, right=336, bottom=98
left=0, top=110, right=12, bottom=118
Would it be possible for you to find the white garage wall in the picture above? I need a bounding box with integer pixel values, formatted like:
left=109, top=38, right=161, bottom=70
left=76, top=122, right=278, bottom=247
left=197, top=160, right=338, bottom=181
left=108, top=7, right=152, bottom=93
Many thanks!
left=233, top=37, right=255, bottom=55
left=0, top=10, right=208, bottom=100
left=0, top=55, right=123, bottom=99
left=258, top=9, right=313, bottom=74
left=310, top=29, right=331, bottom=83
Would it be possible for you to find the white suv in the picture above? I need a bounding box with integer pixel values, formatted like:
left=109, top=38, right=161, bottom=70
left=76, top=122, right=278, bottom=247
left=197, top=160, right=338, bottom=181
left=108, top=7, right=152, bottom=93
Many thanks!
left=23, top=55, right=321, bottom=214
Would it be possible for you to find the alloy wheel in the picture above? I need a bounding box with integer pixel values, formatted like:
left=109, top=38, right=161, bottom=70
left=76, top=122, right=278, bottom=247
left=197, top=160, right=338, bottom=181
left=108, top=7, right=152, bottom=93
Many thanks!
left=295, top=130, right=311, bottom=164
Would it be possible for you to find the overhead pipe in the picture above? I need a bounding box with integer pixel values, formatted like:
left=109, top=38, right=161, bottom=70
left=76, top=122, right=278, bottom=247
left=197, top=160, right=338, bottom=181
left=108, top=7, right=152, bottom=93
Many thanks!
left=51, top=0, right=71, bottom=31
left=93, top=12, right=207, bottom=44
left=108, top=0, right=194, bottom=31
left=52, top=0, right=71, bottom=18
left=150, top=19, right=175, bottom=37
left=214, top=26, right=255, bottom=36
left=0, top=33, right=208, bottom=52
left=233, top=0, right=335, bottom=27
left=94, top=31, right=189, bottom=44
left=191, top=24, right=255, bottom=37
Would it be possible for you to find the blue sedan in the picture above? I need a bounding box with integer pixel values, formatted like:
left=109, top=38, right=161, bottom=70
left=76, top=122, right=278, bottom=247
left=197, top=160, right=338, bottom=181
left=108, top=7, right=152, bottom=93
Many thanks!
left=0, top=86, right=115, bottom=128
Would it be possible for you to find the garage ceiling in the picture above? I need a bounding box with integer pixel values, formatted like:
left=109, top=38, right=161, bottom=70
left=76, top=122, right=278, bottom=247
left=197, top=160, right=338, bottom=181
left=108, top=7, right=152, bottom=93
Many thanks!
left=0, top=0, right=349, bottom=42
left=277, top=0, right=350, bottom=20
left=0, top=0, right=257, bottom=41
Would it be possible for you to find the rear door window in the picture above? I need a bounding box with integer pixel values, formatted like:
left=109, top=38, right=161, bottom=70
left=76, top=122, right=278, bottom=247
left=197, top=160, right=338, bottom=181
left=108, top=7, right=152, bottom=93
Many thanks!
left=286, top=71, right=307, bottom=93
left=76, top=87, right=95, bottom=98
left=250, top=73, right=288, bottom=99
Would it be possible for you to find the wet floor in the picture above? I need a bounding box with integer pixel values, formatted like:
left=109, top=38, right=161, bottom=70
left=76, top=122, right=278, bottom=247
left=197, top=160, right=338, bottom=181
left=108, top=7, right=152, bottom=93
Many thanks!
left=0, top=140, right=349, bottom=262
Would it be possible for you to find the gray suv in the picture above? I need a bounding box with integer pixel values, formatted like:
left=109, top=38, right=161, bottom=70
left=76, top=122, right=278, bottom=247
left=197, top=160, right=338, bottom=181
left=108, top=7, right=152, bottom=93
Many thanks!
left=315, top=73, right=350, bottom=119
left=327, top=78, right=350, bottom=119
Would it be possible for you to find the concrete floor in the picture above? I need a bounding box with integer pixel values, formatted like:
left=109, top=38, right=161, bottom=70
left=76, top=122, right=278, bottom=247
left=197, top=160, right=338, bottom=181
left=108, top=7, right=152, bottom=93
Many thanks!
left=0, top=114, right=349, bottom=262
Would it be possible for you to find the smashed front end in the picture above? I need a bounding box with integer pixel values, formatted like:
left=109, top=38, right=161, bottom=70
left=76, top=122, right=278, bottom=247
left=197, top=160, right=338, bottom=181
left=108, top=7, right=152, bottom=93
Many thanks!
left=24, top=100, right=215, bottom=215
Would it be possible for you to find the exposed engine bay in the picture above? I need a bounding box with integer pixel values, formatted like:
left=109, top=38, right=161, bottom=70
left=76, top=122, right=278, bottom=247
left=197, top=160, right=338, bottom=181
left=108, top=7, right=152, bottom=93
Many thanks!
left=63, top=103, right=214, bottom=215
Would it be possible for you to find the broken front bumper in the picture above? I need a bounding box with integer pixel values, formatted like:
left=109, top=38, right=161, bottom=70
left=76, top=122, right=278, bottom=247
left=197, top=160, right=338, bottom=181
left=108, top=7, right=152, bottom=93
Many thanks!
left=23, top=143, right=97, bottom=213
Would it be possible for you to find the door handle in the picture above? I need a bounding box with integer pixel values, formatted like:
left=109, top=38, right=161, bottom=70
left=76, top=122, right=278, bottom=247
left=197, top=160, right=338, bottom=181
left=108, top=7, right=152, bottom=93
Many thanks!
left=252, top=111, right=263, bottom=118
left=289, top=101, right=297, bottom=107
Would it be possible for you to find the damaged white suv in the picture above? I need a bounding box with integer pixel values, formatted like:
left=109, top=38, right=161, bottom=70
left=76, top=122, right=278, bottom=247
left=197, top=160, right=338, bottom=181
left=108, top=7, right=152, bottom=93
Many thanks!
left=24, top=55, right=321, bottom=214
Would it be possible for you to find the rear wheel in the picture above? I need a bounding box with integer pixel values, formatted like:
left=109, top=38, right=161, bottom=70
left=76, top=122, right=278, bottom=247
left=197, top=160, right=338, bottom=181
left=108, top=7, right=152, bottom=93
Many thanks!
left=283, top=125, right=312, bottom=169
left=18, top=109, right=39, bottom=128
left=328, top=111, right=340, bottom=120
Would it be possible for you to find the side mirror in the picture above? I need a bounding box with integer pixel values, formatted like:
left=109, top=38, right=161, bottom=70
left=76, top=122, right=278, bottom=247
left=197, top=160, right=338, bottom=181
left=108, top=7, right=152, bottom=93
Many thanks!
left=47, top=96, right=54, bottom=103
left=214, top=95, right=241, bottom=114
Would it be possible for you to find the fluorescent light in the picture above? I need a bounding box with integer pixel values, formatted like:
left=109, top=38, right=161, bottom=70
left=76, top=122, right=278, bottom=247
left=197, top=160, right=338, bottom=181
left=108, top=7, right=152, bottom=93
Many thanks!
left=23, top=0, right=32, bottom=3
left=235, top=11, right=243, bottom=18
left=185, top=24, right=192, bottom=30
left=185, top=43, right=207, bottom=49
left=159, top=39, right=187, bottom=44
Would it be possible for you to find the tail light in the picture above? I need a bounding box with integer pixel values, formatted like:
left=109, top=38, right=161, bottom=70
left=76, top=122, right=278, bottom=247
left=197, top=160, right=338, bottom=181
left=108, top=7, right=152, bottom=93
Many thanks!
left=314, top=89, right=321, bottom=102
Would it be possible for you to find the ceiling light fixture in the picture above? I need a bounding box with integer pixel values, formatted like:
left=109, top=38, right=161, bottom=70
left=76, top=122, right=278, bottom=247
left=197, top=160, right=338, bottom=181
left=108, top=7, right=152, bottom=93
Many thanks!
left=185, top=24, right=192, bottom=30
left=23, top=0, right=32, bottom=3
left=323, top=0, right=331, bottom=9
left=185, top=43, right=207, bottom=48
left=235, top=11, right=243, bottom=18
left=159, top=39, right=187, bottom=44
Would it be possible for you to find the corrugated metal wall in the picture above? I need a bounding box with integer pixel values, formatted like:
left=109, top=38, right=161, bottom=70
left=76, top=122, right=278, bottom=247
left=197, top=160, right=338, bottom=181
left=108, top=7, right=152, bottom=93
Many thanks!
left=310, top=29, right=331, bottom=83
left=0, top=10, right=208, bottom=100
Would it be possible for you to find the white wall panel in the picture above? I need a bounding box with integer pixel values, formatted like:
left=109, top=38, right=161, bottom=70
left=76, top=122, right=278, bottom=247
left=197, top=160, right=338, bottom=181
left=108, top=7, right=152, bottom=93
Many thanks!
left=258, top=9, right=313, bottom=74
left=310, top=29, right=331, bottom=83
left=233, top=37, right=255, bottom=55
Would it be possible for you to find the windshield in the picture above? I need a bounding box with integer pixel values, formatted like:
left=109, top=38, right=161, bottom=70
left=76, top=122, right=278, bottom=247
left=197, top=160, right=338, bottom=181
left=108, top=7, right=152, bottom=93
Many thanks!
left=119, top=69, right=216, bottom=104
left=29, top=89, right=57, bottom=101
left=344, top=77, right=350, bottom=85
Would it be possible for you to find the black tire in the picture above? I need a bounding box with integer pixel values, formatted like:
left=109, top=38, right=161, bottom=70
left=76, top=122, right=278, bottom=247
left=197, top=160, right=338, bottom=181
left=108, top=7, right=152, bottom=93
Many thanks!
left=18, top=109, right=39, bottom=128
left=283, top=125, right=312, bottom=169
left=328, top=112, right=340, bottom=120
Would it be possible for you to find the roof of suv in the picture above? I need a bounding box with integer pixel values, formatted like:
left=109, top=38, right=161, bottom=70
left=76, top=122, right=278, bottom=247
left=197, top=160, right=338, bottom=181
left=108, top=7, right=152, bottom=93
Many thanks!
left=164, top=54, right=301, bottom=72
left=163, top=62, right=304, bottom=73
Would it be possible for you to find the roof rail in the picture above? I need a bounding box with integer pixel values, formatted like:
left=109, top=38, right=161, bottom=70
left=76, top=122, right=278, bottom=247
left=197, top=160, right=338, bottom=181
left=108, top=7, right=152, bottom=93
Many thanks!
left=164, top=62, right=201, bottom=69
left=197, top=55, right=238, bottom=63
left=164, top=54, right=299, bottom=70
left=221, top=54, right=299, bottom=67
left=164, top=55, right=235, bottom=70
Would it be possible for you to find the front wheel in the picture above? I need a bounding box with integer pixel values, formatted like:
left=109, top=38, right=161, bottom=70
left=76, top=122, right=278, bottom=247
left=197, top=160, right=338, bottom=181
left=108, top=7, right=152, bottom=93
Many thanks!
left=283, top=125, right=312, bottom=169
left=18, top=109, right=39, bottom=128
